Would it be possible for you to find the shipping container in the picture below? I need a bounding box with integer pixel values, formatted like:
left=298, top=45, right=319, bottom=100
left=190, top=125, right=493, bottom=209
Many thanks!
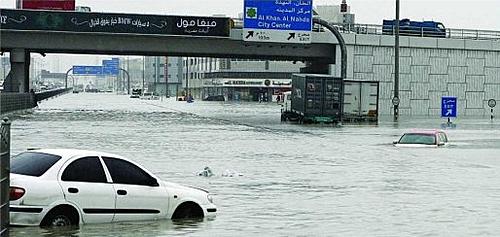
left=282, top=75, right=379, bottom=124
left=289, top=74, right=343, bottom=123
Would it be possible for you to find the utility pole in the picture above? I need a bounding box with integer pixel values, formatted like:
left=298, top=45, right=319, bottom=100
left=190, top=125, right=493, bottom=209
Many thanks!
left=165, top=57, right=169, bottom=98
left=186, top=57, right=189, bottom=96
left=142, top=56, right=145, bottom=94
left=393, top=0, right=400, bottom=121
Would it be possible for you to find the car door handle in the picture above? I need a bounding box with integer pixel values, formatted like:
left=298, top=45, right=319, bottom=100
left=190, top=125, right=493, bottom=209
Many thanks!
left=68, top=188, right=79, bottom=193
left=117, top=190, right=127, bottom=195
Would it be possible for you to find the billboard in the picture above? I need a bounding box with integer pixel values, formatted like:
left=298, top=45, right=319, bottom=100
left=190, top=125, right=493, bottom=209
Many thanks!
left=1, top=9, right=231, bottom=37
left=17, top=0, right=75, bottom=11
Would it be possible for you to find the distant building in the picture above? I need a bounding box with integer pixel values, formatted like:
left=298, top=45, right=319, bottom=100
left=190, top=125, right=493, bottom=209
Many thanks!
left=315, top=1, right=355, bottom=25
left=182, top=57, right=304, bottom=102
left=142, top=56, right=183, bottom=97
left=38, top=69, right=66, bottom=90
left=0, top=57, right=10, bottom=88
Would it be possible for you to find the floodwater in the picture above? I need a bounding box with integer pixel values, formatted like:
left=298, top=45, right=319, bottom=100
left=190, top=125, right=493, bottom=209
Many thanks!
left=7, top=93, right=500, bottom=236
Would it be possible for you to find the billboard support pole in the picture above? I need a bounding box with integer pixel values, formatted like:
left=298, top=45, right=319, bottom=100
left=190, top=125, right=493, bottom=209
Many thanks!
left=65, top=67, right=73, bottom=89
left=119, top=68, right=130, bottom=95
left=312, top=18, right=347, bottom=124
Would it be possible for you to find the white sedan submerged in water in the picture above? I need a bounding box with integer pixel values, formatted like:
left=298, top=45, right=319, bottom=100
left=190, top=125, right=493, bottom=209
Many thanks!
left=9, top=149, right=216, bottom=227
left=393, top=129, right=449, bottom=148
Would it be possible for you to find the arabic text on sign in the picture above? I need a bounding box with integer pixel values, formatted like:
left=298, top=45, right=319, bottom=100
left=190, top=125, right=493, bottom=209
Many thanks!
left=176, top=18, right=217, bottom=28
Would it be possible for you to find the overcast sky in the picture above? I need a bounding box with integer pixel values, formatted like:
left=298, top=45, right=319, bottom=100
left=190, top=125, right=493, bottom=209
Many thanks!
left=2, top=0, right=499, bottom=30
left=1, top=0, right=499, bottom=72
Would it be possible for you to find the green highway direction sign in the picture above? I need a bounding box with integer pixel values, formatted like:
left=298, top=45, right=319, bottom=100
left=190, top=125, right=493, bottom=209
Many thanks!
left=243, top=0, right=313, bottom=44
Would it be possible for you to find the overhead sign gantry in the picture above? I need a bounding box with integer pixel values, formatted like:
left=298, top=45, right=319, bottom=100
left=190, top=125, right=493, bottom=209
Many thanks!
left=243, top=0, right=313, bottom=43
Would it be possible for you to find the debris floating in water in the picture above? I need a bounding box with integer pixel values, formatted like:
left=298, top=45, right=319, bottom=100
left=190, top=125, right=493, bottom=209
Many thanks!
left=197, top=166, right=214, bottom=177
left=222, top=169, right=243, bottom=177
left=197, top=167, right=243, bottom=177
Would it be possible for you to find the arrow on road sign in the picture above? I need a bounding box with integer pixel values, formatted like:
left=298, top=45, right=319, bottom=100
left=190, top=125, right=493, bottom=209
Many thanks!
left=287, top=33, right=296, bottom=40
left=445, top=109, right=453, bottom=116
left=245, top=31, right=254, bottom=39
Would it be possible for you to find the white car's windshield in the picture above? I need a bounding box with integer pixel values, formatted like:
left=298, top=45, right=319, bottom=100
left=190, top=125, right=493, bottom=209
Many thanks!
left=399, top=133, right=436, bottom=145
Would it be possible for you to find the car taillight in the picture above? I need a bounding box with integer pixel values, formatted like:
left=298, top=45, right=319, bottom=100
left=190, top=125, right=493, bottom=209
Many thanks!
left=10, top=187, right=25, bottom=201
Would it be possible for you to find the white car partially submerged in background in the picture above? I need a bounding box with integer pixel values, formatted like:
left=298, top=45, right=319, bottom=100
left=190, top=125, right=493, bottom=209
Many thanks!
left=393, top=129, right=449, bottom=148
left=9, top=149, right=216, bottom=227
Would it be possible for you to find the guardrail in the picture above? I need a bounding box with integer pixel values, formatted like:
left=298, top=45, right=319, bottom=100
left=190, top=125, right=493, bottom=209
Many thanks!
left=0, top=118, right=11, bottom=237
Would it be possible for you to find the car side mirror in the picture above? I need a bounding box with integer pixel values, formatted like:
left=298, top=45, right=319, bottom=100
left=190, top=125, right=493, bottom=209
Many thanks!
left=393, top=140, right=398, bottom=144
left=438, top=141, right=445, bottom=146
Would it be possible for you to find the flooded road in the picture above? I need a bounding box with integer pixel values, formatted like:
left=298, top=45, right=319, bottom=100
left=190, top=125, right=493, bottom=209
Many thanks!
left=8, top=93, right=500, bottom=236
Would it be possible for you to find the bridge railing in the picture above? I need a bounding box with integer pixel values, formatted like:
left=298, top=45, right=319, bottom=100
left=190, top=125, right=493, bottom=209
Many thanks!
left=0, top=88, right=71, bottom=115
left=35, top=88, right=72, bottom=102
left=331, top=23, right=500, bottom=41
left=233, top=19, right=500, bottom=41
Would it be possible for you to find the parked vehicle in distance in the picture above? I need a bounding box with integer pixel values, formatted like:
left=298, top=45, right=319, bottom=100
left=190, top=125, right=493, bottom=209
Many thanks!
left=9, top=149, right=216, bottom=227
left=203, top=95, right=225, bottom=101
left=382, top=18, right=446, bottom=38
left=140, top=92, right=159, bottom=100
left=130, top=88, right=142, bottom=98
left=393, top=130, right=449, bottom=147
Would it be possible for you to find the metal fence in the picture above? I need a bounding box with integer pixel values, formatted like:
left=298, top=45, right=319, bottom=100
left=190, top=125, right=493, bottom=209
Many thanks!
left=0, top=118, right=11, bottom=237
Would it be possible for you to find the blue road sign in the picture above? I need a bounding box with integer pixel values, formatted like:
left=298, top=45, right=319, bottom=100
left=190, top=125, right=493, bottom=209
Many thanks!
left=243, top=0, right=313, bottom=43
left=102, top=59, right=119, bottom=75
left=73, top=65, right=103, bottom=75
left=441, top=96, right=457, bottom=118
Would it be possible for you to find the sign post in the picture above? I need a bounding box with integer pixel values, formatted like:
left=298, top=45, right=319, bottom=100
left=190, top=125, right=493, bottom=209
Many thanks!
left=243, top=0, right=313, bottom=44
left=488, top=99, right=496, bottom=120
left=102, top=58, right=119, bottom=76
left=441, top=96, right=457, bottom=126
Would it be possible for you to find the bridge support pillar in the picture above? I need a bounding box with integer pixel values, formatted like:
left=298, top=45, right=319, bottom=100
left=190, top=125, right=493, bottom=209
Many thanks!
left=3, top=49, right=30, bottom=93
left=300, top=61, right=330, bottom=74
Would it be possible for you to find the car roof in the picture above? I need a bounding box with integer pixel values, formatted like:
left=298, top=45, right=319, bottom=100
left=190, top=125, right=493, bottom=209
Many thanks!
left=405, top=129, right=446, bottom=135
left=24, top=149, right=125, bottom=161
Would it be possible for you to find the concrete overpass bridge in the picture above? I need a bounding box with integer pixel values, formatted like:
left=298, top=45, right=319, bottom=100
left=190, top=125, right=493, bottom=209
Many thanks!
left=0, top=9, right=338, bottom=93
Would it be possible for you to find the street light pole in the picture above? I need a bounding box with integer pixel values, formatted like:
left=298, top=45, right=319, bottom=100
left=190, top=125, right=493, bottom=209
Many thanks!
left=393, top=0, right=400, bottom=121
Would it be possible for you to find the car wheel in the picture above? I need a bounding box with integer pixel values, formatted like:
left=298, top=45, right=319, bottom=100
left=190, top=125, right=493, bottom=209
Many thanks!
left=47, top=214, right=72, bottom=227
left=172, top=202, right=204, bottom=219
left=41, top=205, right=79, bottom=228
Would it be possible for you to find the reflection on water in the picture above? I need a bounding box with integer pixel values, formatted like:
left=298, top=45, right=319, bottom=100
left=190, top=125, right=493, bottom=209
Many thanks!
left=8, top=94, right=500, bottom=236
left=11, top=218, right=209, bottom=237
